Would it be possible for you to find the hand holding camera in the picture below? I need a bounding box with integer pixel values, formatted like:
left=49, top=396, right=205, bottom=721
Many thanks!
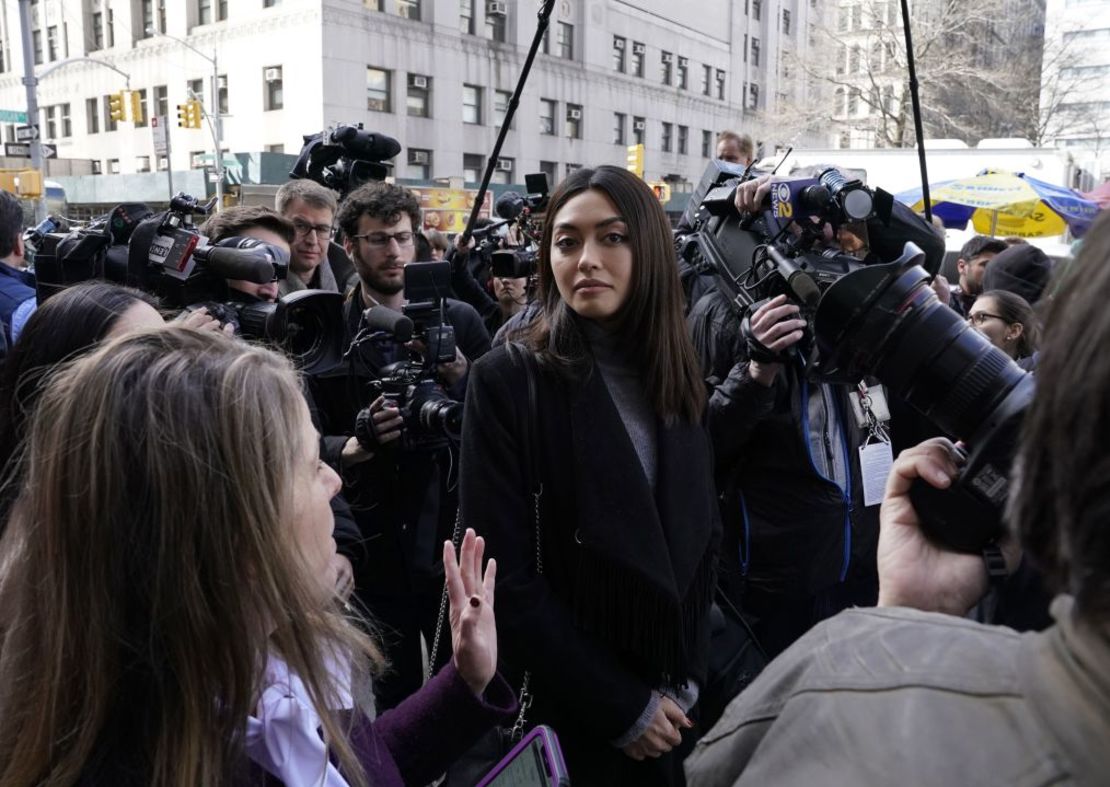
left=746, top=295, right=808, bottom=386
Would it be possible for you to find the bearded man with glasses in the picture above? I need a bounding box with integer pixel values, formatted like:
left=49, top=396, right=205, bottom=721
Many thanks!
left=308, top=180, right=491, bottom=712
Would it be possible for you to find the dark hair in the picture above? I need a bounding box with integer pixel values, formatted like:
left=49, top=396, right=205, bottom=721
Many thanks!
left=1010, top=211, right=1110, bottom=621
left=198, top=205, right=295, bottom=246
left=0, top=282, right=160, bottom=528
left=959, top=235, right=1007, bottom=261
left=0, top=191, right=23, bottom=259
left=335, top=181, right=421, bottom=240
left=977, top=289, right=1040, bottom=359
left=522, top=165, right=704, bottom=425
left=414, top=231, right=433, bottom=261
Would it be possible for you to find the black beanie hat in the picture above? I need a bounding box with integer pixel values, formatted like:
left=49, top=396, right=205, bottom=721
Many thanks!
left=981, top=244, right=1052, bottom=304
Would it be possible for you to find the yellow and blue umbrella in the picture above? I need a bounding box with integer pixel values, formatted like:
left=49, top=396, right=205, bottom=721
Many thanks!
left=895, top=169, right=1100, bottom=238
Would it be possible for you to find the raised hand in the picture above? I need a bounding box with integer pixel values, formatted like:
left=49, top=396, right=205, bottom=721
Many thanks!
left=444, top=528, right=498, bottom=696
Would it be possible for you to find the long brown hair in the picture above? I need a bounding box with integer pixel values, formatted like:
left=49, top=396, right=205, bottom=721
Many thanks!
left=1010, top=211, right=1110, bottom=621
left=0, top=328, right=381, bottom=786
left=523, top=165, right=704, bottom=424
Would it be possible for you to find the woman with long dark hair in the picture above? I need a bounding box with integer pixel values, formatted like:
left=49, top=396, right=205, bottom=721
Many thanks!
left=461, top=165, right=720, bottom=784
left=0, top=328, right=512, bottom=786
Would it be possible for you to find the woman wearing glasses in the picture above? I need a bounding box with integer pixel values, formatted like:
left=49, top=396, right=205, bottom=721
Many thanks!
left=967, top=289, right=1040, bottom=365
left=460, top=166, right=719, bottom=785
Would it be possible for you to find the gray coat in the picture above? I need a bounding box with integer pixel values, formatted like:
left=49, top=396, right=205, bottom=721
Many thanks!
left=686, top=597, right=1110, bottom=786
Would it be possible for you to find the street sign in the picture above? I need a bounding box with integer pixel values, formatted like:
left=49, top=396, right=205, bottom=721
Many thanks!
left=3, top=143, right=30, bottom=158
left=15, top=125, right=39, bottom=142
left=0, top=110, right=27, bottom=124
left=151, top=115, right=168, bottom=156
left=40, top=143, right=57, bottom=160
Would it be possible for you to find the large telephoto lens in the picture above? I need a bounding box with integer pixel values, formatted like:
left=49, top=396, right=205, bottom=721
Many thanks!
left=810, top=254, right=1028, bottom=442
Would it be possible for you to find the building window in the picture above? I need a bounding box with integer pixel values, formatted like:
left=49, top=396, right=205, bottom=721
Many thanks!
left=460, top=0, right=475, bottom=34
left=264, top=144, right=285, bottom=153
left=407, top=148, right=432, bottom=180
left=848, top=87, right=860, bottom=116
left=613, top=112, right=626, bottom=145
left=44, top=105, right=56, bottom=140
left=190, top=151, right=206, bottom=168
left=540, top=98, right=557, bottom=135
left=752, top=0, right=761, bottom=20
left=748, top=83, right=759, bottom=110
left=678, top=125, right=688, bottom=155
left=565, top=163, right=582, bottom=177
left=493, top=156, right=514, bottom=185
left=134, top=89, right=147, bottom=127
left=91, top=12, right=104, bottom=50
left=701, top=129, right=712, bottom=158
left=661, top=122, right=673, bottom=153
left=494, top=90, right=512, bottom=128
left=136, top=155, right=151, bottom=173
left=540, top=160, right=558, bottom=186
left=782, top=9, right=791, bottom=34
left=86, top=97, right=99, bottom=134
left=407, top=74, right=431, bottom=118
left=555, top=22, right=573, bottom=59
left=107, top=9, right=114, bottom=46
left=701, top=64, right=712, bottom=95
left=155, top=85, right=168, bottom=119
left=366, top=67, right=391, bottom=112
left=613, top=35, right=626, bottom=72
left=108, top=158, right=120, bottom=174
left=264, top=66, right=283, bottom=110
left=565, top=103, right=582, bottom=138
left=677, top=57, right=688, bottom=89
left=196, top=0, right=211, bottom=25
left=751, top=38, right=760, bottom=67
left=463, top=153, right=484, bottom=183
left=366, top=0, right=382, bottom=9
left=715, top=70, right=726, bottom=100
left=158, top=155, right=170, bottom=171
left=463, top=84, right=482, bottom=124
left=632, top=115, right=645, bottom=145
left=850, top=46, right=861, bottom=74
left=631, top=42, right=645, bottom=77
left=487, top=9, right=506, bottom=42
left=397, top=0, right=421, bottom=21
left=32, top=30, right=42, bottom=65
left=103, top=94, right=117, bottom=132
left=264, top=0, right=281, bottom=7
left=661, top=51, right=673, bottom=85
left=188, top=78, right=205, bottom=108
left=91, top=160, right=102, bottom=174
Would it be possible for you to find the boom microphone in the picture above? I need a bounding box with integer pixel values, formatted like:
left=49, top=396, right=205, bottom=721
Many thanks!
left=331, top=125, right=402, bottom=161
left=192, top=241, right=285, bottom=284
left=495, top=191, right=526, bottom=221
left=362, top=305, right=414, bottom=343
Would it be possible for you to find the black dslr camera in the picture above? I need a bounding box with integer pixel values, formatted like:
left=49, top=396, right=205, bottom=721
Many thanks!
left=352, top=262, right=462, bottom=452
left=679, top=160, right=1033, bottom=554
left=290, top=123, right=401, bottom=199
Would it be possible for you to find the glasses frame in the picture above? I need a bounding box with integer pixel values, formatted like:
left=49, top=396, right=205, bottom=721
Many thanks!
left=967, top=311, right=1007, bottom=326
left=350, top=231, right=416, bottom=248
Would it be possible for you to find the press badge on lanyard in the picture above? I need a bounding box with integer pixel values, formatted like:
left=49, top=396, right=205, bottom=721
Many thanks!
left=851, top=382, right=893, bottom=507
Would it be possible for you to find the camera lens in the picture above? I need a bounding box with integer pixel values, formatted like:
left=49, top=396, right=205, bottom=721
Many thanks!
left=812, top=259, right=1028, bottom=441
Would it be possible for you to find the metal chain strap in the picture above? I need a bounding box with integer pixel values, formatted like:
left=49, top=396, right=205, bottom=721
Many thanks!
left=427, top=507, right=464, bottom=682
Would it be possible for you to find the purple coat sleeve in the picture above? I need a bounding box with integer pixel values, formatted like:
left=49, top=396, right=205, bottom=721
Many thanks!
left=347, top=662, right=518, bottom=787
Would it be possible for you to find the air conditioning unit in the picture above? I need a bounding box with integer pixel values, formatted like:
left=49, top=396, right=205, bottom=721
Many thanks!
left=632, top=42, right=645, bottom=55
left=613, top=36, right=625, bottom=49
left=409, top=149, right=429, bottom=165
left=661, top=52, right=673, bottom=63
left=678, top=56, right=688, bottom=67
left=409, top=74, right=428, bottom=89
left=568, top=108, right=582, bottom=120
left=633, top=119, right=646, bottom=131
left=486, top=0, right=507, bottom=17
left=496, top=158, right=513, bottom=171
left=264, top=67, right=282, bottom=82
left=217, top=75, right=228, bottom=89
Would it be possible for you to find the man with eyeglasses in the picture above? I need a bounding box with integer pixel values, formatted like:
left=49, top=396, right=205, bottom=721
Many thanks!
left=275, top=180, right=357, bottom=296
left=309, top=180, right=491, bottom=712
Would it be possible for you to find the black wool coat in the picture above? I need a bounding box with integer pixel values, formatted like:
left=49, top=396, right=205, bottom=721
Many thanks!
left=460, top=345, right=721, bottom=747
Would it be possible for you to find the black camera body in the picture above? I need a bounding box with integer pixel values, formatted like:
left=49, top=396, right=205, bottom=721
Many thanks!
left=357, top=360, right=463, bottom=453
left=290, top=124, right=400, bottom=199
left=681, top=160, right=1032, bottom=554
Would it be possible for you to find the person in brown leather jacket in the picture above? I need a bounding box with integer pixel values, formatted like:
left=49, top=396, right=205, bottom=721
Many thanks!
left=685, top=213, right=1110, bottom=787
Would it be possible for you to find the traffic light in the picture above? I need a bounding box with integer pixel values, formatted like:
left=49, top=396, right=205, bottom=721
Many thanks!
left=108, top=92, right=127, bottom=122
left=129, top=90, right=143, bottom=125
left=0, top=169, right=43, bottom=198
left=626, top=144, right=644, bottom=179
left=177, top=100, right=202, bottom=129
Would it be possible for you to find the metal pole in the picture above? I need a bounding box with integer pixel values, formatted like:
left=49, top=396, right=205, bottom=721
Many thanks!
left=211, top=52, right=223, bottom=212
left=164, top=118, right=174, bottom=201
left=17, top=0, right=45, bottom=223
left=900, top=0, right=932, bottom=223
